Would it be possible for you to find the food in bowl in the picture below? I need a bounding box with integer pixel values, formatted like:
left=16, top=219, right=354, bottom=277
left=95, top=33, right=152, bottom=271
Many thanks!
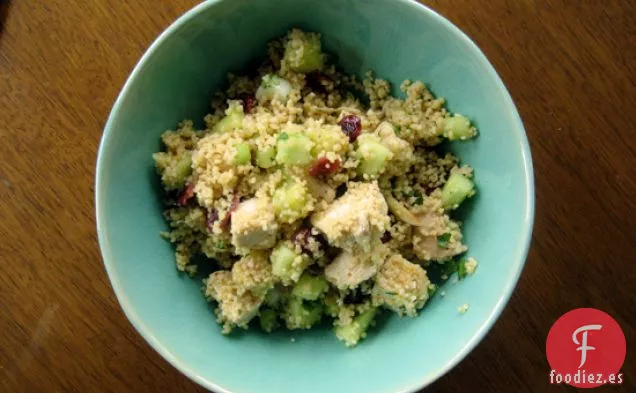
left=152, top=29, right=478, bottom=347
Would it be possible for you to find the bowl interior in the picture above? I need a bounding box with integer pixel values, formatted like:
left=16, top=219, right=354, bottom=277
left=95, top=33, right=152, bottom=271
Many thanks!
left=96, top=0, right=534, bottom=392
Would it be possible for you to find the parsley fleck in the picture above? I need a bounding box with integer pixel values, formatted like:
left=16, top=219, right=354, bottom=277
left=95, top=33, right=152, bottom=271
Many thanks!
left=278, top=132, right=289, bottom=141
left=437, top=233, right=451, bottom=248
left=458, top=259, right=468, bottom=280
left=413, top=191, right=423, bottom=205
left=385, top=291, right=397, bottom=296
left=216, top=241, right=226, bottom=250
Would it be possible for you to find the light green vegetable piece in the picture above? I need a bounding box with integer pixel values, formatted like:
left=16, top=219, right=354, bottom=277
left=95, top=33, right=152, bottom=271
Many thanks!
left=443, top=114, right=476, bottom=141
left=272, top=180, right=310, bottom=223
left=276, top=132, right=314, bottom=166
left=256, top=146, right=277, bottom=168
left=441, top=172, right=475, bottom=210
left=234, top=142, right=251, bottom=165
left=292, top=273, right=329, bottom=301
left=270, top=242, right=307, bottom=284
left=356, top=134, right=392, bottom=176
left=214, top=100, right=244, bottom=133
left=255, top=74, right=293, bottom=102
left=335, top=308, right=376, bottom=347
left=172, top=151, right=192, bottom=188
left=284, top=298, right=322, bottom=329
left=283, top=29, right=325, bottom=73
left=305, top=124, right=349, bottom=156
left=259, top=308, right=279, bottom=333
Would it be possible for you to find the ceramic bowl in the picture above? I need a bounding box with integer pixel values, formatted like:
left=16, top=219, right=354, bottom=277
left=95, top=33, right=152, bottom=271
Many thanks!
left=96, top=0, right=534, bottom=392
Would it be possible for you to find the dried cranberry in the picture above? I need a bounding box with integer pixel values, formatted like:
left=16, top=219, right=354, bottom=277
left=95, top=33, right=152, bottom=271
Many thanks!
left=381, top=231, right=392, bottom=243
left=207, top=209, right=219, bottom=231
left=338, top=114, right=362, bottom=142
left=177, top=183, right=195, bottom=206
left=239, top=93, right=256, bottom=114
left=309, top=157, right=341, bottom=177
left=219, top=194, right=241, bottom=230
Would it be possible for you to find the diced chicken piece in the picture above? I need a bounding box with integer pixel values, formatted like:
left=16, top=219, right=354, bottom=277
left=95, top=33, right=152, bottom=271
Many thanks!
left=388, top=189, right=466, bottom=262
left=231, top=197, right=278, bottom=251
left=412, top=228, right=467, bottom=262
left=412, top=215, right=467, bottom=262
left=372, top=254, right=431, bottom=316
left=325, top=245, right=389, bottom=289
left=231, top=251, right=274, bottom=296
left=310, top=182, right=390, bottom=252
left=205, top=271, right=264, bottom=332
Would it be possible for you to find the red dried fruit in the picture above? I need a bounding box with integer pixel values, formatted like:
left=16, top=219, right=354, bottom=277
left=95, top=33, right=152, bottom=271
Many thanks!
left=177, top=183, right=195, bottom=206
left=338, top=114, right=362, bottom=142
left=239, top=93, right=256, bottom=114
left=309, top=156, right=341, bottom=177
left=219, top=194, right=241, bottom=230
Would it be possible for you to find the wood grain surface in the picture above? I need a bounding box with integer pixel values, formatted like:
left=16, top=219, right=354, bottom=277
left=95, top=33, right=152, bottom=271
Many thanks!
left=0, top=1, right=634, bottom=392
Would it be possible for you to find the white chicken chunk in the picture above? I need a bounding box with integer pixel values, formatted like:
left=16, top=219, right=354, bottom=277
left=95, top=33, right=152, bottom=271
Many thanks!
left=231, top=197, right=278, bottom=251
left=310, top=182, right=390, bottom=252
left=205, top=271, right=264, bottom=332
left=372, top=254, right=431, bottom=316
left=325, top=245, right=389, bottom=289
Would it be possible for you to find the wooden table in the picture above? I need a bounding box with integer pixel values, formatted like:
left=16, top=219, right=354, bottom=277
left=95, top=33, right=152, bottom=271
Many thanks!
left=1, top=1, right=634, bottom=392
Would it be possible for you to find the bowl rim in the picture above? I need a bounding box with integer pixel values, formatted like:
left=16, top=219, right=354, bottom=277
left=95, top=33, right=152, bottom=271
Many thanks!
left=95, top=0, right=535, bottom=392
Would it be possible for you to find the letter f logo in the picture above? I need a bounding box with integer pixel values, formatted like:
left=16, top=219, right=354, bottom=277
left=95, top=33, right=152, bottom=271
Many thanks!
left=572, top=324, right=602, bottom=368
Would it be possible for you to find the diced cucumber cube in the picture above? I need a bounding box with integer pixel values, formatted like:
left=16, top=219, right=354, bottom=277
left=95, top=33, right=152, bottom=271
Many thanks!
left=335, top=308, right=376, bottom=347
left=270, top=243, right=307, bottom=283
left=256, top=146, right=277, bottom=168
left=173, top=151, right=192, bottom=188
left=264, top=286, right=284, bottom=309
left=443, top=115, right=476, bottom=141
left=276, top=132, right=314, bottom=166
left=255, top=74, right=293, bottom=102
left=283, top=29, right=325, bottom=73
left=272, top=180, right=309, bottom=222
left=234, top=142, right=251, bottom=165
left=292, top=273, right=329, bottom=301
left=441, top=172, right=475, bottom=210
left=305, top=124, right=349, bottom=156
left=284, top=298, right=322, bottom=329
left=259, top=308, right=279, bottom=333
left=214, top=100, right=244, bottom=133
left=356, top=134, right=392, bottom=176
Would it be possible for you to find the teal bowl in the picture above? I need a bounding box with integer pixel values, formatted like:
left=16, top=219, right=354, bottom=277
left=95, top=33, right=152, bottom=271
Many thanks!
left=96, top=0, right=534, bottom=392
